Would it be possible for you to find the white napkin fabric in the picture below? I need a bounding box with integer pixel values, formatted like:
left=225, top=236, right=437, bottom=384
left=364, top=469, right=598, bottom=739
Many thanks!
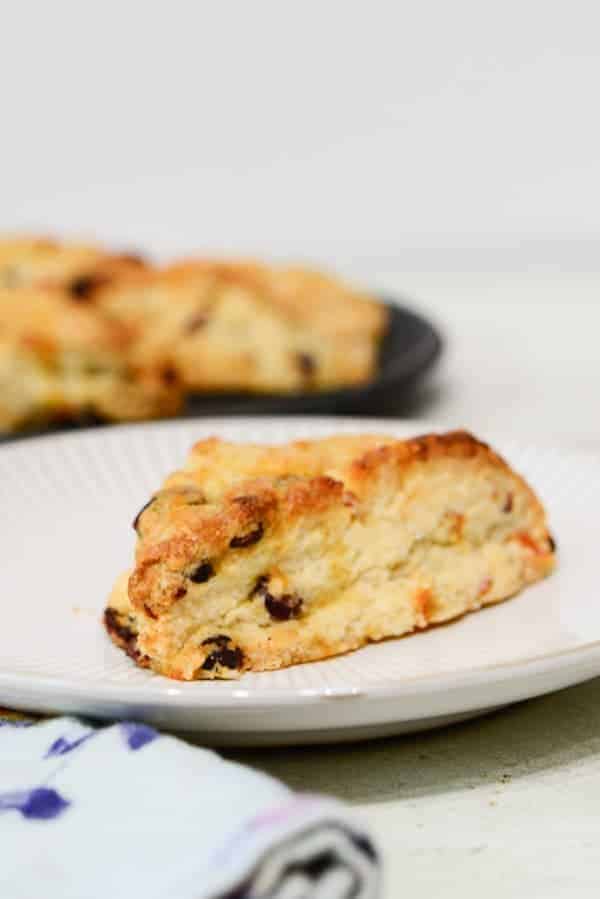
left=0, top=717, right=379, bottom=899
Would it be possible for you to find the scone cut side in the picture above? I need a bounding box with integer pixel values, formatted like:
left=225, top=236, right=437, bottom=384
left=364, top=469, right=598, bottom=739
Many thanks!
left=105, top=431, right=556, bottom=680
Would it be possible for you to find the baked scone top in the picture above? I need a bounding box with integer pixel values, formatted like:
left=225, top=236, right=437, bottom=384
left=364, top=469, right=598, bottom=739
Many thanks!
left=89, top=259, right=388, bottom=394
left=162, top=260, right=388, bottom=337
left=0, top=236, right=145, bottom=292
left=0, top=287, right=182, bottom=430
left=148, top=430, right=540, bottom=503
left=0, top=286, right=129, bottom=352
left=92, top=258, right=387, bottom=338
left=130, top=431, right=552, bottom=618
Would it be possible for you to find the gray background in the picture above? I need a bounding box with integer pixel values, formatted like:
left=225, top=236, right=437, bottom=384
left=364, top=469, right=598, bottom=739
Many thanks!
left=3, top=0, right=600, bottom=270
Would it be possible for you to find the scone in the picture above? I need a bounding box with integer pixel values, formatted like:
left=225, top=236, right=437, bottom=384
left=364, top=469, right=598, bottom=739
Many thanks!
left=93, top=260, right=388, bottom=393
left=0, top=287, right=181, bottom=432
left=0, top=236, right=145, bottom=294
left=105, top=431, right=555, bottom=680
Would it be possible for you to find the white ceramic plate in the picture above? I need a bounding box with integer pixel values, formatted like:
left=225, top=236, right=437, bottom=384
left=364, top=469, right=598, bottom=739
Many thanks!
left=1, top=417, right=598, bottom=746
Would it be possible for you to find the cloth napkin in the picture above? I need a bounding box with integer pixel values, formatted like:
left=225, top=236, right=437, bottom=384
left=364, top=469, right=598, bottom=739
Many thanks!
left=0, top=716, right=379, bottom=899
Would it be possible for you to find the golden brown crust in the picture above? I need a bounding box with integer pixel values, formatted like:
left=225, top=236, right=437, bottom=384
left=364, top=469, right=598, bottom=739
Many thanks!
left=129, top=430, right=546, bottom=614
left=0, top=238, right=388, bottom=399
left=0, top=236, right=146, bottom=292
left=0, top=286, right=181, bottom=431
left=92, top=259, right=388, bottom=394
left=129, top=474, right=346, bottom=616
left=107, top=431, right=556, bottom=679
left=0, top=286, right=126, bottom=350
left=163, top=259, right=387, bottom=337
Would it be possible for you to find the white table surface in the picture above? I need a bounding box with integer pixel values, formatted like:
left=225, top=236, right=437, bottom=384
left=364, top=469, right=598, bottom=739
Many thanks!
left=229, top=273, right=600, bottom=898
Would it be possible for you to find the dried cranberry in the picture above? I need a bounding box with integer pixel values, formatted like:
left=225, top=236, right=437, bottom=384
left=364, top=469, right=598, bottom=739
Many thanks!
left=104, top=608, right=149, bottom=666
left=230, top=523, right=264, bottom=548
left=201, top=644, right=243, bottom=671
left=189, top=561, right=214, bottom=583
left=69, top=275, right=100, bottom=300
left=265, top=592, right=303, bottom=621
left=161, top=366, right=178, bottom=386
left=201, top=634, right=231, bottom=647
left=184, top=312, right=208, bottom=334
left=296, top=352, right=316, bottom=376
left=104, top=607, right=135, bottom=645
left=250, top=575, right=269, bottom=597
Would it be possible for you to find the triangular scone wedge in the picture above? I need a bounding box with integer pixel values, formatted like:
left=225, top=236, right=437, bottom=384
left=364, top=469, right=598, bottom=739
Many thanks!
left=92, top=260, right=388, bottom=394
left=105, top=431, right=556, bottom=680
left=0, top=288, right=182, bottom=432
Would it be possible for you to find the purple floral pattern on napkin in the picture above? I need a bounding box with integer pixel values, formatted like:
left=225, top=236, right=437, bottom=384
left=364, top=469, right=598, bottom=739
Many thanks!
left=120, top=722, right=158, bottom=751
left=45, top=732, right=93, bottom=758
left=0, top=787, right=70, bottom=820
